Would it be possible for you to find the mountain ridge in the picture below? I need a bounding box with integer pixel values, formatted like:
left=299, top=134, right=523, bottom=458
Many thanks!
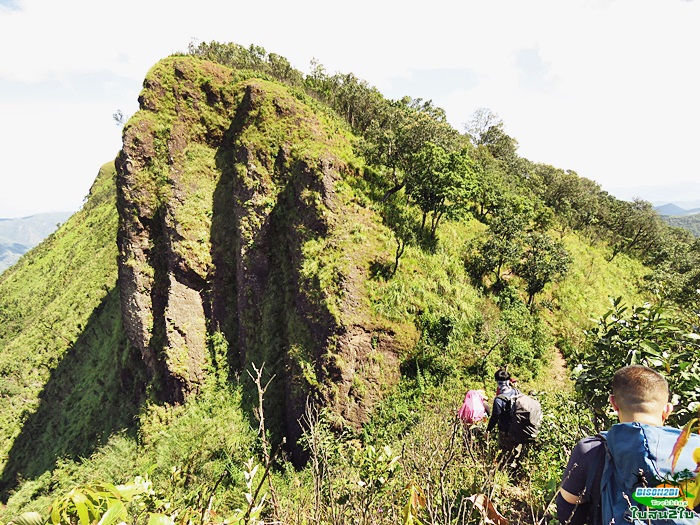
left=115, top=56, right=405, bottom=460
left=0, top=45, right=697, bottom=523
left=0, top=212, right=72, bottom=273
left=654, top=203, right=700, bottom=217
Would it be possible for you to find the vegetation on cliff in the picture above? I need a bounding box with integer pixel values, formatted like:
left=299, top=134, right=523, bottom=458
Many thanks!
left=0, top=41, right=699, bottom=524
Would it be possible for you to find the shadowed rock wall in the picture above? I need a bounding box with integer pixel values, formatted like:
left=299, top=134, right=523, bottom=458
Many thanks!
left=115, top=57, right=400, bottom=458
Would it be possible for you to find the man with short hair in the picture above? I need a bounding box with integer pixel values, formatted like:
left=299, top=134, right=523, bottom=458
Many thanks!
left=487, top=369, right=522, bottom=464
left=556, top=365, right=676, bottom=525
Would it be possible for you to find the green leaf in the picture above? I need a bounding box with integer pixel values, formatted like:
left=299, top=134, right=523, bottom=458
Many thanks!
left=147, top=513, right=175, bottom=525
left=11, top=512, right=46, bottom=525
left=639, top=340, right=661, bottom=355
left=77, top=493, right=98, bottom=518
left=71, top=492, right=91, bottom=525
left=49, top=505, right=60, bottom=525
left=97, top=502, right=126, bottom=525
left=96, top=487, right=123, bottom=504
left=114, top=483, right=144, bottom=501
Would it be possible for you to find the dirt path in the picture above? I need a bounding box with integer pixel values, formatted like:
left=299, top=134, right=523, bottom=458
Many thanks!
left=538, top=346, right=574, bottom=394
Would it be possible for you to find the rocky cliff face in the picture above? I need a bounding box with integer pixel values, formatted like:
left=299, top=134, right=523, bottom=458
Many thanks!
left=115, top=57, right=400, bottom=456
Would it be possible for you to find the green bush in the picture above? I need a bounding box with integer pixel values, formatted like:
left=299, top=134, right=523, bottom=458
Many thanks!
left=495, top=300, right=553, bottom=381
left=572, top=296, right=700, bottom=427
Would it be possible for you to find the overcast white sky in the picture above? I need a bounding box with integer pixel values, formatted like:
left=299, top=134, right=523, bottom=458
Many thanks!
left=1, top=0, right=699, bottom=218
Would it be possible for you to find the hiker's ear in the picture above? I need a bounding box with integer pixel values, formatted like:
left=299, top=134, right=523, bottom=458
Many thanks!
left=609, top=394, right=619, bottom=413
left=662, top=402, right=673, bottom=422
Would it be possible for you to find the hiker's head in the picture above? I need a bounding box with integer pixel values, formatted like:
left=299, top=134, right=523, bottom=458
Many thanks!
left=495, top=369, right=511, bottom=383
left=494, top=369, right=514, bottom=395
left=609, top=365, right=673, bottom=425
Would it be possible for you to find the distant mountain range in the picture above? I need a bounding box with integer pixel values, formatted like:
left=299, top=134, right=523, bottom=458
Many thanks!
left=608, top=180, right=700, bottom=210
left=653, top=203, right=700, bottom=237
left=654, top=203, right=700, bottom=217
left=0, top=212, right=73, bottom=273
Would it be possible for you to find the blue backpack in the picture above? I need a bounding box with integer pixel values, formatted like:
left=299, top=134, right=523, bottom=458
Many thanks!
left=598, top=423, right=700, bottom=524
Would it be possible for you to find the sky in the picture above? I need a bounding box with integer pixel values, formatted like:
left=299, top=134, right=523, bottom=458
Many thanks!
left=1, top=0, right=699, bottom=218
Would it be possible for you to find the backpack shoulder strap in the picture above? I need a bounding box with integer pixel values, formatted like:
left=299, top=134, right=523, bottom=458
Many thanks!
left=497, top=390, right=521, bottom=400
left=586, top=433, right=607, bottom=525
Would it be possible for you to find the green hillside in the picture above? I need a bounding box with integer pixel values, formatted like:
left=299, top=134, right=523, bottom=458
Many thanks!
left=0, top=163, right=146, bottom=493
left=1, top=43, right=699, bottom=525
left=0, top=212, right=72, bottom=273
left=662, top=213, right=700, bottom=237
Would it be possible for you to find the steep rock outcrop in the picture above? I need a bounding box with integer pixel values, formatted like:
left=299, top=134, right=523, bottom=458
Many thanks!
left=115, top=57, right=400, bottom=456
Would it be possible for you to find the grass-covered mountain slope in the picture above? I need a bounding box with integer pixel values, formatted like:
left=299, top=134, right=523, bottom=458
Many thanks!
left=1, top=44, right=698, bottom=524
left=0, top=212, right=72, bottom=273
left=0, top=163, right=146, bottom=495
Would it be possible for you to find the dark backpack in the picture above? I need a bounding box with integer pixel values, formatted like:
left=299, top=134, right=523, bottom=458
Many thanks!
left=497, top=392, right=543, bottom=443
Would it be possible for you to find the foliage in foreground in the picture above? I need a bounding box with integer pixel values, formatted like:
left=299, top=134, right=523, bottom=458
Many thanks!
left=7, top=461, right=267, bottom=525
left=3, top=385, right=594, bottom=525
left=573, top=296, right=700, bottom=428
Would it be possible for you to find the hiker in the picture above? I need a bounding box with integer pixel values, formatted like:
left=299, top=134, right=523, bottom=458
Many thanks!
left=486, top=368, right=520, bottom=435
left=486, top=369, right=543, bottom=470
left=458, top=389, right=490, bottom=426
left=486, top=369, right=525, bottom=464
left=556, top=364, right=700, bottom=525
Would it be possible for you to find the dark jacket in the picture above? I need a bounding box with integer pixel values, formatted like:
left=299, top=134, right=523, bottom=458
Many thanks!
left=486, top=384, right=520, bottom=432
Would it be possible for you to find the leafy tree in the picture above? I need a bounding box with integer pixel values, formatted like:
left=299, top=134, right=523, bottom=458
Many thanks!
left=527, top=163, right=603, bottom=234
left=466, top=198, right=533, bottom=286
left=305, top=67, right=388, bottom=133
left=466, top=147, right=511, bottom=222
left=572, top=297, right=700, bottom=428
left=382, top=197, right=418, bottom=276
left=267, top=52, right=305, bottom=86
left=465, top=107, right=502, bottom=146
left=571, top=177, right=607, bottom=231
left=642, top=227, right=700, bottom=309
left=600, top=198, right=665, bottom=261
left=362, top=97, right=462, bottom=201
left=478, top=120, right=518, bottom=162
left=469, top=114, right=525, bottom=179
left=405, top=144, right=474, bottom=237
left=361, top=100, right=411, bottom=191
left=329, top=73, right=387, bottom=133
left=496, top=298, right=553, bottom=380
left=187, top=40, right=304, bottom=86
left=515, top=232, right=571, bottom=306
